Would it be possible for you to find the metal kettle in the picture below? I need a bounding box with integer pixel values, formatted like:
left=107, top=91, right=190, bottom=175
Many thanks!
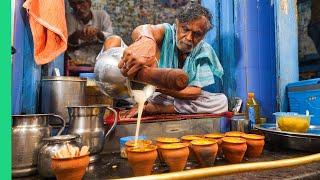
left=67, top=105, right=117, bottom=163
left=12, top=114, right=65, bottom=177
left=94, top=47, right=131, bottom=99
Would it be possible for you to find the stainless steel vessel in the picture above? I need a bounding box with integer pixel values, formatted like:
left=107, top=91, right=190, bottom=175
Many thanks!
left=231, top=115, right=249, bottom=133
left=37, top=134, right=80, bottom=178
left=41, top=76, right=86, bottom=124
left=94, top=47, right=155, bottom=100
left=255, top=123, right=320, bottom=152
left=67, top=105, right=118, bottom=163
left=12, top=114, right=65, bottom=177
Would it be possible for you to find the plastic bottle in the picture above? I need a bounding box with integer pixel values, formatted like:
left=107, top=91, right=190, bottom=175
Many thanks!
left=245, top=92, right=261, bottom=128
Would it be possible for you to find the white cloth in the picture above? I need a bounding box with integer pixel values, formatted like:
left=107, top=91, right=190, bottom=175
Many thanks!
left=148, top=91, right=228, bottom=114
left=66, top=10, right=113, bottom=65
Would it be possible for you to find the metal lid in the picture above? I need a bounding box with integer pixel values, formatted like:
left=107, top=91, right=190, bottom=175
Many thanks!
left=42, top=134, right=79, bottom=142
left=12, top=113, right=54, bottom=117
left=66, top=105, right=109, bottom=108
left=41, top=76, right=87, bottom=82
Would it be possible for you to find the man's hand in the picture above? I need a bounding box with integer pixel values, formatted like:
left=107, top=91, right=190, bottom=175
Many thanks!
left=80, top=26, right=98, bottom=41
left=118, top=36, right=157, bottom=79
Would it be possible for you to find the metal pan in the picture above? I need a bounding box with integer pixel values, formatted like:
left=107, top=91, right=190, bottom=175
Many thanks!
left=255, top=123, right=320, bottom=152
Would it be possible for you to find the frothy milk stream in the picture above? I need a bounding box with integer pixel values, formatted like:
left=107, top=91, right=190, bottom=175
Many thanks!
left=131, top=85, right=155, bottom=147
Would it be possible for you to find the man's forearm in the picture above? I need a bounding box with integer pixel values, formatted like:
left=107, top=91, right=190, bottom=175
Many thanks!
left=158, top=86, right=201, bottom=100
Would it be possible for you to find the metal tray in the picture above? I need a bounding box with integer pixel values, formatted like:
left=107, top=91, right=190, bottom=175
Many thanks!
left=255, top=123, right=320, bottom=152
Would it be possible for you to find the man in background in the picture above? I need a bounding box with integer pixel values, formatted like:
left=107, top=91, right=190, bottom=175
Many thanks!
left=66, top=0, right=113, bottom=66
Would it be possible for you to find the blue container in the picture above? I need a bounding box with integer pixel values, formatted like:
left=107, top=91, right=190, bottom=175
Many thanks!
left=287, top=78, right=320, bottom=125
left=79, top=73, right=95, bottom=80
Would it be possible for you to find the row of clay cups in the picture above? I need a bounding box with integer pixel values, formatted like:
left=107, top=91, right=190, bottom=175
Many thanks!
left=157, top=136, right=217, bottom=170
left=124, top=132, right=265, bottom=176
left=177, top=132, right=265, bottom=164
left=208, top=131, right=265, bottom=163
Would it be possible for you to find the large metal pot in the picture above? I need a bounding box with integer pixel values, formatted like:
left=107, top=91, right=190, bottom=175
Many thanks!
left=41, top=76, right=86, bottom=124
left=67, top=105, right=117, bottom=163
left=37, top=134, right=80, bottom=178
left=12, top=114, right=65, bottom=177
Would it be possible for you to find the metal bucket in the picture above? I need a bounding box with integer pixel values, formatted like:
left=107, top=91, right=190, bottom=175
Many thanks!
left=40, top=76, right=86, bottom=124
left=231, top=115, right=250, bottom=133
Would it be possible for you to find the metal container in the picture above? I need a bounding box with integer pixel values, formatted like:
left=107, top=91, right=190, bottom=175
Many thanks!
left=41, top=76, right=86, bottom=124
left=12, top=114, right=65, bottom=177
left=94, top=47, right=155, bottom=100
left=67, top=105, right=117, bottom=163
left=255, top=123, right=320, bottom=152
left=38, top=134, right=80, bottom=178
left=231, top=115, right=249, bottom=133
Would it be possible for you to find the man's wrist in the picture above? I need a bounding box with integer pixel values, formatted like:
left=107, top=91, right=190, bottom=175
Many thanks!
left=135, top=35, right=156, bottom=43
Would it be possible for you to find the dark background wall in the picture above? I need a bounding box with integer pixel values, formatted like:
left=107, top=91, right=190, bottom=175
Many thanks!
left=88, top=0, right=192, bottom=44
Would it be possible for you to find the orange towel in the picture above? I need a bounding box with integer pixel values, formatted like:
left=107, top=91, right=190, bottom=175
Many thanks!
left=23, top=0, right=68, bottom=65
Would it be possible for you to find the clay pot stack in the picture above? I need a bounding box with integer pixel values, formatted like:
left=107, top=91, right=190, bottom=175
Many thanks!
left=127, top=144, right=158, bottom=176
left=156, top=137, right=180, bottom=163
left=241, top=134, right=265, bottom=158
left=225, top=131, right=245, bottom=137
left=190, top=139, right=218, bottom=167
left=204, top=133, right=225, bottom=158
left=181, top=135, right=203, bottom=162
left=159, top=143, right=189, bottom=172
left=125, top=139, right=153, bottom=156
left=221, top=137, right=247, bottom=163
left=51, top=154, right=90, bottom=180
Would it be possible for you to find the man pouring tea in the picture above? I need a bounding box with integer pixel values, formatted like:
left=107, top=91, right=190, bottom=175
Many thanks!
left=99, top=4, right=228, bottom=115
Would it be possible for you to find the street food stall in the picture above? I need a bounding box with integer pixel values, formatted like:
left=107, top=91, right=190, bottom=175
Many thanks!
left=11, top=0, right=320, bottom=179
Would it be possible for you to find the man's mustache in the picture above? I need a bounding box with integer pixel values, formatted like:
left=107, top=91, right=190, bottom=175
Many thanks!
left=76, top=9, right=89, bottom=15
left=180, top=40, right=192, bottom=47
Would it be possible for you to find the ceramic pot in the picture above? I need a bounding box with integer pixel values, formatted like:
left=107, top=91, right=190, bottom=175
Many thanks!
left=160, top=143, right=189, bottom=172
left=127, top=144, right=158, bottom=176
left=181, top=135, right=203, bottom=161
left=191, top=139, right=218, bottom=167
left=241, top=134, right=265, bottom=158
left=156, top=137, right=180, bottom=163
left=51, top=154, right=90, bottom=180
left=125, top=139, right=153, bottom=155
left=221, top=137, right=247, bottom=163
left=204, top=133, right=225, bottom=158
left=225, top=131, right=245, bottom=137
